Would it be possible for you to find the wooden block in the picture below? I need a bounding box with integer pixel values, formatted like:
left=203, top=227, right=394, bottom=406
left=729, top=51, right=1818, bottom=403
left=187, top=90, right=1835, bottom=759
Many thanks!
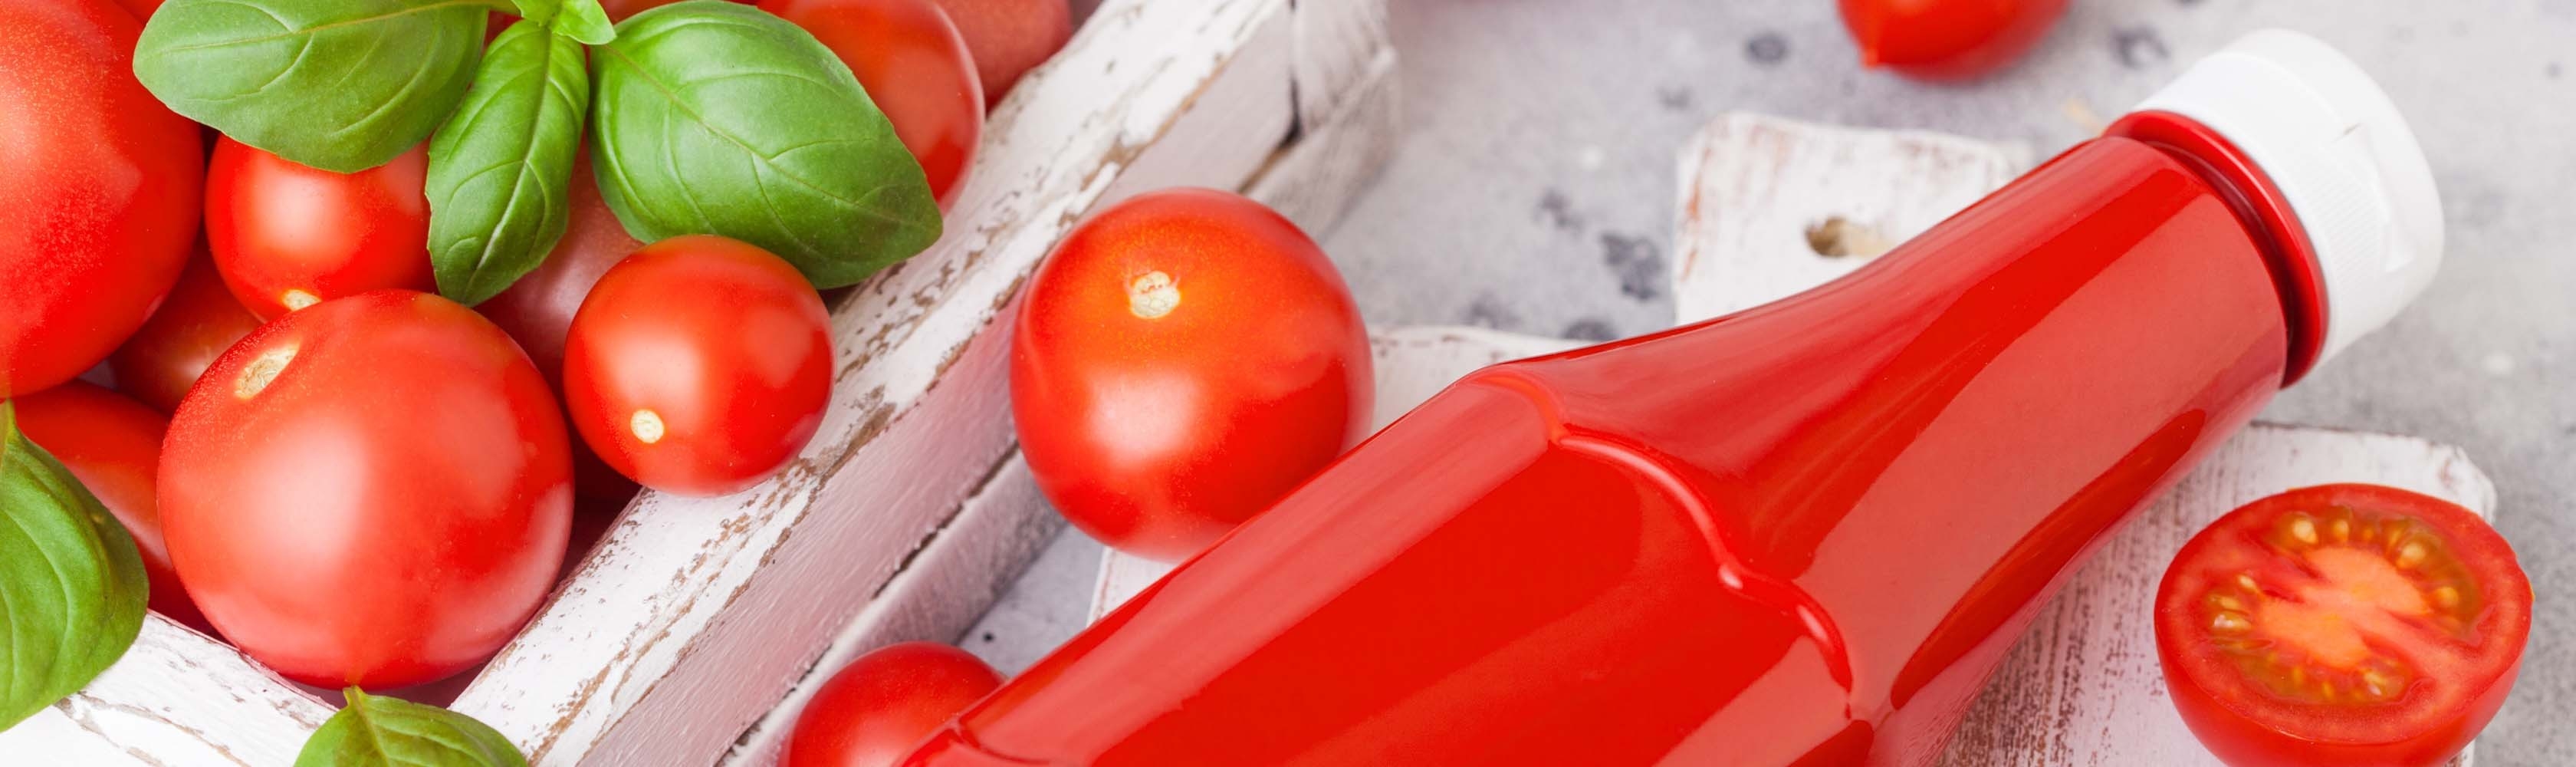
left=0, top=1, right=1392, bottom=764
left=1671, top=112, right=2022, bottom=322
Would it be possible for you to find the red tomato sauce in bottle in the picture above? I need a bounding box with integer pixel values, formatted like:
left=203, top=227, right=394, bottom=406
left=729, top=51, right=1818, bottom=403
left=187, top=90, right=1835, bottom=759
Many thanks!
left=905, top=31, right=2443, bottom=766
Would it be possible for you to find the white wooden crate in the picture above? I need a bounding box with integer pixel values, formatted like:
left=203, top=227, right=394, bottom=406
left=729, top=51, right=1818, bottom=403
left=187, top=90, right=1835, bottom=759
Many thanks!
left=1091, top=114, right=2489, bottom=765
left=5, top=0, right=1395, bottom=764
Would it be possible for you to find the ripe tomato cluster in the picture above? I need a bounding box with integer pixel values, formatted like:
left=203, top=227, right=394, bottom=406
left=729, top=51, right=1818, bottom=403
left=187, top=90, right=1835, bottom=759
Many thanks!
left=1, top=0, right=1068, bottom=700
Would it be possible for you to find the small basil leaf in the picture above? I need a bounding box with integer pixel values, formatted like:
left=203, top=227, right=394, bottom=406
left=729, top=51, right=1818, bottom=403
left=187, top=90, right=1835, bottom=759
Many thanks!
left=134, top=0, right=490, bottom=173
left=0, top=401, right=149, bottom=729
left=545, top=0, right=617, bottom=45
left=296, top=688, right=528, bottom=767
left=592, top=2, right=941, bottom=288
left=427, top=24, right=593, bottom=306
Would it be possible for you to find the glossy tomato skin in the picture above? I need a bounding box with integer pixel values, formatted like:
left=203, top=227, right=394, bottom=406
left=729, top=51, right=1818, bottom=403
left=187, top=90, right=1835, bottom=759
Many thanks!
left=12, top=382, right=208, bottom=632
left=761, top=0, right=983, bottom=209
left=1837, top=0, right=2067, bottom=81
left=786, top=643, right=1003, bottom=767
left=2157, top=485, right=2531, bottom=767
left=206, top=137, right=434, bottom=321
left=1010, top=189, right=1371, bottom=562
left=0, top=0, right=202, bottom=397
left=161, top=291, right=571, bottom=689
left=934, top=0, right=1072, bottom=107
left=110, top=254, right=265, bottom=413
left=562, top=236, right=833, bottom=498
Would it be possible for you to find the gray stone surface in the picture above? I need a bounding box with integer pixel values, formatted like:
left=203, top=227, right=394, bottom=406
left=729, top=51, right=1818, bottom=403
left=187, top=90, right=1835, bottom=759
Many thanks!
left=969, top=0, right=2574, bottom=762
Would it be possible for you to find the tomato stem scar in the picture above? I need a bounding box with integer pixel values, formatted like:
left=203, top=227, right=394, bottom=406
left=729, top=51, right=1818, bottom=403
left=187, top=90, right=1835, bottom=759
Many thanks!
left=631, top=410, right=666, bottom=444
left=1128, top=271, right=1179, bottom=319
left=234, top=345, right=295, bottom=399
left=281, top=289, right=320, bottom=311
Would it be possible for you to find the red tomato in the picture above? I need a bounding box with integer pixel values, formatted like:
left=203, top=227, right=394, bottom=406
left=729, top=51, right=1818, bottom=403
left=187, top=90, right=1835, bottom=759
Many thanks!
left=2156, top=484, right=2529, bottom=767
left=205, top=137, right=434, bottom=321
left=0, top=0, right=202, bottom=397
left=561, top=236, right=833, bottom=498
left=110, top=253, right=265, bottom=413
left=785, top=642, right=1001, bottom=767
left=1010, top=189, right=1371, bottom=561
left=160, top=291, right=571, bottom=689
left=1837, top=0, right=2066, bottom=81
left=12, top=382, right=208, bottom=632
left=761, top=0, right=983, bottom=209
left=933, top=0, right=1071, bottom=107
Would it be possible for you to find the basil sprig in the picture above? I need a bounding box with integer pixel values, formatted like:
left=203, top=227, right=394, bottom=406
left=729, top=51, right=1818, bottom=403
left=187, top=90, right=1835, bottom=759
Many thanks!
left=0, top=401, right=149, bottom=729
left=590, top=2, right=940, bottom=288
left=134, top=0, right=491, bottom=173
left=426, top=22, right=595, bottom=306
left=296, top=688, right=528, bottom=767
left=136, top=0, right=941, bottom=299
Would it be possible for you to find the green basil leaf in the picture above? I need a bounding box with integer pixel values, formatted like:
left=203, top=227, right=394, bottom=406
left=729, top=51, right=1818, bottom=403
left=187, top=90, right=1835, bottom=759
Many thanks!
left=0, top=401, right=148, bottom=729
left=514, top=0, right=616, bottom=45
left=426, top=24, right=593, bottom=306
left=296, top=688, right=528, bottom=767
left=592, top=1, right=941, bottom=288
left=134, top=0, right=492, bottom=173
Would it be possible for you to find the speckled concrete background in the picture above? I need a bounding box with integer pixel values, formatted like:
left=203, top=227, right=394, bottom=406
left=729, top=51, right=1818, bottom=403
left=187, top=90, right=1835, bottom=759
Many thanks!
left=968, top=1, right=2576, bottom=762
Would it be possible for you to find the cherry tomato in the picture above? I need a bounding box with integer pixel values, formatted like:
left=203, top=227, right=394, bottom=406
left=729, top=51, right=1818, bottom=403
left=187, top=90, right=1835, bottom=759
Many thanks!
left=761, top=0, right=983, bottom=209
left=205, top=137, right=434, bottom=321
left=785, top=642, right=1001, bottom=767
left=2156, top=484, right=2529, bottom=767
left=12, top=382, right=208, bottom=632
left=0, top=0, right=202, bottom=397
left=933, top=0, right=1071, bottom=107
left=1836, top=0, right=2066, bottom=81
left=161, top=291, right=571, bottom=689
left=110, top=253, right=265, bottom=413
left=562, top=236, right=833, bottom=498
left=1010, top=189, right=1371, bottom=561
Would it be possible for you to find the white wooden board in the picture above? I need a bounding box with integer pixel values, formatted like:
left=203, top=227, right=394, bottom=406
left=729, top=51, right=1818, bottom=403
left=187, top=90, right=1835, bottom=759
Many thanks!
left=0, top=1, right=1393, bottom=764
left=1091, top=114, right=2492, bottom=765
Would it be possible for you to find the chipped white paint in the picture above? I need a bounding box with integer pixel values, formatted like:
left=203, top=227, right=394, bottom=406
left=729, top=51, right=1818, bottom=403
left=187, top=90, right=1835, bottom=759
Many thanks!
left=1094, top=115, right=2489, bottom=766
left=1671, top=112, right=2024, bottom=321
left=5, top=618, right=330, bottom=765
left=1, top=0, right=1392, bottom=764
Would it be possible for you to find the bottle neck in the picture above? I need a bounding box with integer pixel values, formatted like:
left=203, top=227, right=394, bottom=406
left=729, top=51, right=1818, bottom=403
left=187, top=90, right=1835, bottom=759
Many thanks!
left=2105, top=110, right=2330, bottom=387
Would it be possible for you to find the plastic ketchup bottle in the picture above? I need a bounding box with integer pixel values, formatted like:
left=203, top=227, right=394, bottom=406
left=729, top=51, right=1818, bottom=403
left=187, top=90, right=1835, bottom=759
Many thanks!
left=905, top=31, right=2445, bottom=766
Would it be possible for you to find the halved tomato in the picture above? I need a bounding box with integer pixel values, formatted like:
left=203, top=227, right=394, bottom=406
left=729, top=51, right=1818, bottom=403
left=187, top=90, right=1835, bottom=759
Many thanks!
left=2155, top=484, right=2529, bottom=767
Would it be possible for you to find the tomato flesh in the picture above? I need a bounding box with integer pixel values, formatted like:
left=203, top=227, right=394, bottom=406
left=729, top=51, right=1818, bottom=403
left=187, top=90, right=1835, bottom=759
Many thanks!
left=1836, top=0, right=2066, bottom=81
left=2156, top=484, right=2528, bottom=767
left=110, top=254, right=266, bottom=413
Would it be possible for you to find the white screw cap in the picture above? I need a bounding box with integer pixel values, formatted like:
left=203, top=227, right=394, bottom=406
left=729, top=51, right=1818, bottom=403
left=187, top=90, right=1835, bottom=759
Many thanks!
left=2134, top=29, right=2443, bottom=370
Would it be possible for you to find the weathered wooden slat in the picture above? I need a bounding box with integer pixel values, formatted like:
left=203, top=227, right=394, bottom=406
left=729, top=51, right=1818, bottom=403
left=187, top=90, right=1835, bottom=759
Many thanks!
left=8, top=619, right=330, bottom=766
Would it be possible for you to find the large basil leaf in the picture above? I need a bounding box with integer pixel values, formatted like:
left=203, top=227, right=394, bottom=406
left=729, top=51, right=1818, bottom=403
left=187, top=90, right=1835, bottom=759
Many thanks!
left=427, top=24, right=593, bottom=306
left=514, top=0, right=616, bottom=45
left=296, top=688, right=528, bottom=767
left=591, top=2, right=941, bottom=288
left=134, top=0, right=492, bottom=173
left=0, top=402, right=148, bottom=729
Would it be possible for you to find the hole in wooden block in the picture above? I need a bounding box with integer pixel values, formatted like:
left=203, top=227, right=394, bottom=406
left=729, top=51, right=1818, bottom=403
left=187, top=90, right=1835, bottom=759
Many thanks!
left=1805, top=216, right=1894, bottom=258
